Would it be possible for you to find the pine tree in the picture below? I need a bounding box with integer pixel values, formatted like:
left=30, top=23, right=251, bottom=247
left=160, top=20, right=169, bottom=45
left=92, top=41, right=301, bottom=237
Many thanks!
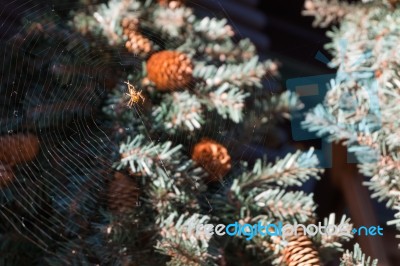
left=303, top=0, right=400, bottom=250
left=0, top=0, right=375, bottom=265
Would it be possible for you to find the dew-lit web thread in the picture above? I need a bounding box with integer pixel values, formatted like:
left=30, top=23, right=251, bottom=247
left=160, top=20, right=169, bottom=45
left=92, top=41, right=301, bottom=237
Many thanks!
left=129, top=97, right=189, bottom=193
left=2, top=66, right=110, bottom=251
left=0, top=7, right=115, bottom=258
left=0, top=19, right=75, bottom=251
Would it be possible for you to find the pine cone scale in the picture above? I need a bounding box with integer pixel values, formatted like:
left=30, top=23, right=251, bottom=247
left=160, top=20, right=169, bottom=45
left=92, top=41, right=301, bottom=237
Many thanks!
left=192, top=139, right=231, bottom=183
left=121, top=17, right=152, bottom=56
left=146, top=50, right=193, bottom=91
left=282, top=228, right=321, bottom=266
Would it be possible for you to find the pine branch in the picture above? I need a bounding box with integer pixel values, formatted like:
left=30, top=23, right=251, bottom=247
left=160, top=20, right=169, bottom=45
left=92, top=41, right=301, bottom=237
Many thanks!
left=247, top=217, right=330, bottom=266
left=313, top=213, right=353, bottom=261
left=103, top=91, right=132, bottom=121
left=238, top=148, right=322, bottom=191
left=3, top=0, right=350, bottom=264
left=253, top=189, right=317, bottom=223
left=115, top=134, right=182, bottom=175
left=153, top=91, right=204, bottom=132
left=152, top=5, right=194, bottom=39
left=259, top=90, right=304, bottom=121
left=303, top=0, right=356, bottom=28
left=361, top=153, right=400, bottom=208
left=303, top=1, right=400, bottom=255
left=193, top=56, right=274, bottom=89
left=302, top=104, right=356, bottom=142
left=70, top=11, right=99, bottom=36
left=90, top=208, right=161, bottom=265
left=207, top=83, right=250, bottom=123
left=340, top=243, right=378, bottom=266
left=193, top=38, right=257, bottom=63
left=193, top=17, right=234, bottom=41
left=92, top=0, right=141, bottom=45
left=387, top=205, right=400, bottom=248
left=155, top=213, right=218, bottom=266
left=148, top=168, right=202, bottom=222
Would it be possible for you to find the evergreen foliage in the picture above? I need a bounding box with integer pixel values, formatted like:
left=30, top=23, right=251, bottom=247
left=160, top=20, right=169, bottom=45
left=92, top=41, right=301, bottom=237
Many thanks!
left=303, top=0, right=400, bottom=250
left=0, top=0, right=381, bottom=265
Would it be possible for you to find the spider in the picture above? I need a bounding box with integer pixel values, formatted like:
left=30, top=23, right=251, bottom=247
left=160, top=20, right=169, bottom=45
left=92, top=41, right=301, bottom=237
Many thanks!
left=124, top=81, right=145, bottom=108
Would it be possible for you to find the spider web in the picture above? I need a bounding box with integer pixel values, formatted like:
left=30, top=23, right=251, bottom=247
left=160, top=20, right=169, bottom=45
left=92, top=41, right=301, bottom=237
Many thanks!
left=0, top=0, right=284, bottom=264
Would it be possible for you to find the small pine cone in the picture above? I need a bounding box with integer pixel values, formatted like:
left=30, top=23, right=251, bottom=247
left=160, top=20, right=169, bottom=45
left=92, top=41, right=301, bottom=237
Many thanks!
left=0, top=134, right=39, bottom=166
left=0, top=162, right=14, bottom=188
left=108, top=172, right=140, bottom=214
left=281, top=228, right=321, bottom=266
left=146, top=50, right=193, bottom=91
left=158, top=0, right=185, bottom=8
left=125, top=32, right=153, bottom=57
left=121, top=17, right=139, bottom=36
left=192, top=138, right=231, bottom=183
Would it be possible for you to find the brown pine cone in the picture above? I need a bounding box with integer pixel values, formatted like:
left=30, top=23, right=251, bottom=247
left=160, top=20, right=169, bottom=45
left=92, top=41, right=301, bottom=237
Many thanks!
left=281, top=228, right=321, bottom=266
left=191, top=138, right=231, bottom=183
left=121, top=17, right=153, bottom=57
left=146, top=50, right=193, bottom=91
left=121, top=17, right=139, bottom=36
left=0, top=162, right=14, bottom=188
left=157, top=0, right=185, bottom=8
left=108, top=172, right=140, bottom=214
left=125, top=32, right=153, bottom=57
left=0, top=134, right=40, bottom=166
